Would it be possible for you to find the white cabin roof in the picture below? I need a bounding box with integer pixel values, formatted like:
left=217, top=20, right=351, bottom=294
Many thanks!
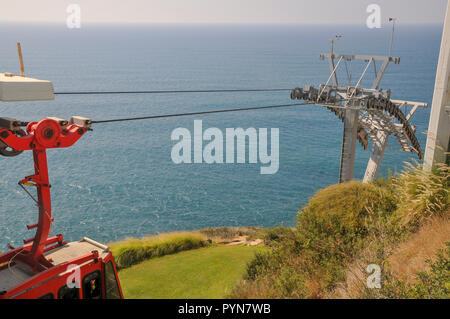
left=0, top=73, right=54, bottom=102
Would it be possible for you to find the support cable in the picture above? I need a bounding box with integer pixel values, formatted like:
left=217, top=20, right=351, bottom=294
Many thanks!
left=91, top=102, right=313, bottom=124
left=54, top=88, right=291, bottom=95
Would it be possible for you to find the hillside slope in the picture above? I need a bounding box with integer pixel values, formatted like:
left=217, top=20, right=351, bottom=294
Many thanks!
left=231, top=163, right=449, bottom=299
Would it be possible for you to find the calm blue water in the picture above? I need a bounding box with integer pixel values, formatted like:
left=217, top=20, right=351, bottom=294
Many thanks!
left=0, top=23, right=443, bottom=248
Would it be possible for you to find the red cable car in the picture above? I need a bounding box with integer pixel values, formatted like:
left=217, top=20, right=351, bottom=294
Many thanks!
left=0, top=116, right=124, bottom=299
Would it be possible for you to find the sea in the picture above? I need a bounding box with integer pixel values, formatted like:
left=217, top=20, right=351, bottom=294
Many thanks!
left=0, top=23, right=443, bottom=248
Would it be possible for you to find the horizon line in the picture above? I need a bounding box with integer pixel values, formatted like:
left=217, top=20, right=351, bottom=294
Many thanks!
left=0, top=21, right=444, bottom=26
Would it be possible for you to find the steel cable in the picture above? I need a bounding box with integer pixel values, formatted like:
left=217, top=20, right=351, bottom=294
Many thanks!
left=91, top=102, right=313, bottom=124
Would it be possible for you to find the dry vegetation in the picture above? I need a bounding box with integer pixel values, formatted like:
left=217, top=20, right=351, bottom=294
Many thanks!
left=230, top=162, right=449, bottom=299
left=388, top=214, right=450, bottom=283
left=330, top=213, right=450, bottom=298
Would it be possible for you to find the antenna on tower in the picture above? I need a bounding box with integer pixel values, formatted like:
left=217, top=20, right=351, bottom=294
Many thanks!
left=330, top=35, right=342, bottom=57
left=388, top=18, right=397, bottom=57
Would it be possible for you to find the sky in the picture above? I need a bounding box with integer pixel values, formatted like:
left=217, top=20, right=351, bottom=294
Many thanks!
left=0, top=0, right=447, bottom=24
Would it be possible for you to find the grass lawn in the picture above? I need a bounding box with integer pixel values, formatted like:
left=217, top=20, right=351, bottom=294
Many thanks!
left=118, top=244, right=264, bottom=299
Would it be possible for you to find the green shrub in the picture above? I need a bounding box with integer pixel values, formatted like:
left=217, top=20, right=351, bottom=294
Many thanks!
left=272, top=267, right=308, bottom=298
left=297, top=181, right=397, bottom=246
left=295, top=181, right=397, bottom=277
left=263, top=227, right=295, bottom=246
left=110, top=232, right=209, bottom=269
left=244, top=251, right=274, bottom=280
left=362, top=242, right=450, bottom=299
left=406, top=242, right=450, bottom=299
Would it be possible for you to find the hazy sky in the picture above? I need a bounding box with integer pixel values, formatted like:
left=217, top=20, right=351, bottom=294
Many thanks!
left=0, top=0, right=447, bottom=24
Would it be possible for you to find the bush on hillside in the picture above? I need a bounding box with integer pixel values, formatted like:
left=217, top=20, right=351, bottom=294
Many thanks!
left=408, top=242, right=450, bottom=298
left=231, top=181, right=398, bottom=298
left=296, top=181, right=397, bottom=258
left=263, top=227, right=295, bottom=246
left=231, top=162, right=450, bottom=299
left=361, top=242, right=450, bottom=299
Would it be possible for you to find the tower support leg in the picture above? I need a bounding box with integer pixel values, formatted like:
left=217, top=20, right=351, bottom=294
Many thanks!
left=363, top=130, right=389, bottom=183
left=30, top=149, right=52, bottom=262
left=424, top=1, right=450, bottom=168
left=339, top=109, right=359, bottom=183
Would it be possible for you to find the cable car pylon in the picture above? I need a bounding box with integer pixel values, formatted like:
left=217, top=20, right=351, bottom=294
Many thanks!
left=290, top=36, right=427, bottom=183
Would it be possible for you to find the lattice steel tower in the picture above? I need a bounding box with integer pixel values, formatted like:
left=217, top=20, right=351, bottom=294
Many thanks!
left=291, top=39, right=427, bottom=183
